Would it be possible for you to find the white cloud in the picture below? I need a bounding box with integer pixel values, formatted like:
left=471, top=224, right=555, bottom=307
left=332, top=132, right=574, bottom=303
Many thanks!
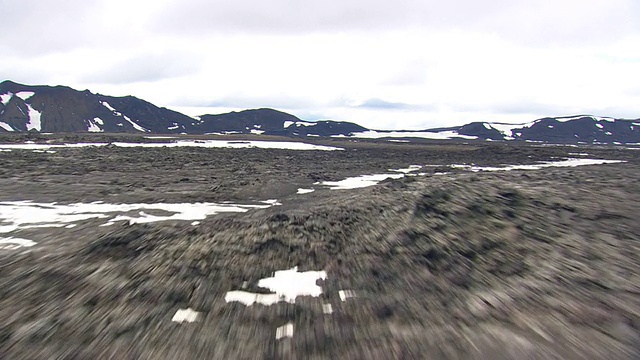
left=1, top=0, right=639, bottom=129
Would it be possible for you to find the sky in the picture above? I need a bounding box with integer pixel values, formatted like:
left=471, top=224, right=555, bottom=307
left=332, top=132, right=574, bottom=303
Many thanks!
left=1, top=0, right=639, bottom=129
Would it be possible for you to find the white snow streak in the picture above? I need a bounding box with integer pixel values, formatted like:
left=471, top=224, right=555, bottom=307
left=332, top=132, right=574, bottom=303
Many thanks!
left=451, top=158, right=625, bottom=172
left=122, top=115, right=148, bottom=132
left=390, top=165, right=422, bottom=174
left=346, top=130, right=478, bottom=140
left=101, top=101, right=148, bottom=132
left=296, top=188, right=315, bottom=194
left=0, top=237, right=37, bottom=250
left=0, top=122, right=14, bottom=132
left=100, top=101, right=117, bottom=112
left=0, top=140, right=343, bottom=151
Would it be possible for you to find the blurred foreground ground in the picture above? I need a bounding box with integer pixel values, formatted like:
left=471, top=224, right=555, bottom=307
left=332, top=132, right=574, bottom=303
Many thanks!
left=0, top=138, right=639, bottom=359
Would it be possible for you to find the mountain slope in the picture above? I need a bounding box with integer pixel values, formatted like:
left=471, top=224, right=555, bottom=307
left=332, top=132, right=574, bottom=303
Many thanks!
left=347, top=116, right=640, bottom=143
left=478, top=115, right=640, bottom=143
left=1, top=80, right=639, bottom=143
left=0, top=81, right=365, bottom=136
left=0, top=80, right=196, bottom=133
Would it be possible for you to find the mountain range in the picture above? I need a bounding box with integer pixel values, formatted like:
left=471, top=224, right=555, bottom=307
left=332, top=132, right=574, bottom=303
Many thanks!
left=1, top=80, right=639, bottom=143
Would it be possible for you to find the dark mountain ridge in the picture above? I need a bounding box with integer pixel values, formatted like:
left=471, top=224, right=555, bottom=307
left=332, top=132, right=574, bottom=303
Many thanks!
left=1, top=80, right=638, bottom=143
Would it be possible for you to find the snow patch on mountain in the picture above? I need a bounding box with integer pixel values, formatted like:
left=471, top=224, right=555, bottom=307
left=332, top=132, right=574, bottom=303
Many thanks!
left=100, top=101, right=149, bottom=132
left=485, top=122, right=535, bottom=137
left=0, top=93, right=13, bottom=105
left=284, top=121, right=317, bottom=128
left=25, top=104, right=42, bottom=131
left=86, top=118, right=103, bottom=132
left=123, top=115, right=149, bottom=132
left=0, top=122, right=14, bottom=132
left=100, top=101, right=117, bottom=112
left=15, top=91, right=35, bottom=101
left=556, top=115, right=615, bottom=122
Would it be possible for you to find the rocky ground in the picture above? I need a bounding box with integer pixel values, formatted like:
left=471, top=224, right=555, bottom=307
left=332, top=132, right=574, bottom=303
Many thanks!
left=0, top=136, right=639, bottom=359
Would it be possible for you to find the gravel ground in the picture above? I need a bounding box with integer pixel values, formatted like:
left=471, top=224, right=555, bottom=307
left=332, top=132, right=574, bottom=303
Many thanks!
left=0, top=137, right=639, bottom=359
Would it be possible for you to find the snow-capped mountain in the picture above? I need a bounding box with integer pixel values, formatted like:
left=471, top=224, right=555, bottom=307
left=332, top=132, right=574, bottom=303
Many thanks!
left=0, top=80, right=195, bottom=133
left=1, top=80, right=639, bottom=143
left=0, top=81, right=364, bottom=136
left=195, top=109, right=367, bottom=136
left=346, top=116, right=640, bottom=143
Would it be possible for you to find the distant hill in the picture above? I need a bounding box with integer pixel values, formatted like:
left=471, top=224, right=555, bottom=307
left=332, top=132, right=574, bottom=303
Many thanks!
left=1, top=80, right=638, bottom=143
left=0, top=80, right=194, bottom=133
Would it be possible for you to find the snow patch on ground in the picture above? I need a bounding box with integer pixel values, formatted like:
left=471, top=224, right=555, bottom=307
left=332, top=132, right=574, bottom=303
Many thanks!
left=205, top=131, right=243, bottom=135
left=0, top=200, right=276, bottom=231
left=595, top=123, right=604, bottom=129
left=320, top=173, right=404, bottom=190
left=451, top=158, right=625, bottom=172
left=339, top=290, right=357, bottom=301
left=0, top=237, right=37, bottom=250
left=0, top=140, right=343, bottom=151
left=25, top=104, right=42, bottom=131
left=225, top=267, right=327, bottom=306
left=296, top=188, right=315, bottom=194
left=250, top=129, right=265, bottom=135
left=171, top=308, right=200, bottom=323
left=276, top=323, right=294, bottom=340
left=346, top=130, right=477, bottom=140
left=390, top=165, right=422, bottom=174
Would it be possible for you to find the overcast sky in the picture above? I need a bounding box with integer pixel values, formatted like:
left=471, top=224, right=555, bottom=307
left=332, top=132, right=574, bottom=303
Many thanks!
left=1, top=0, right=639, bottom=129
